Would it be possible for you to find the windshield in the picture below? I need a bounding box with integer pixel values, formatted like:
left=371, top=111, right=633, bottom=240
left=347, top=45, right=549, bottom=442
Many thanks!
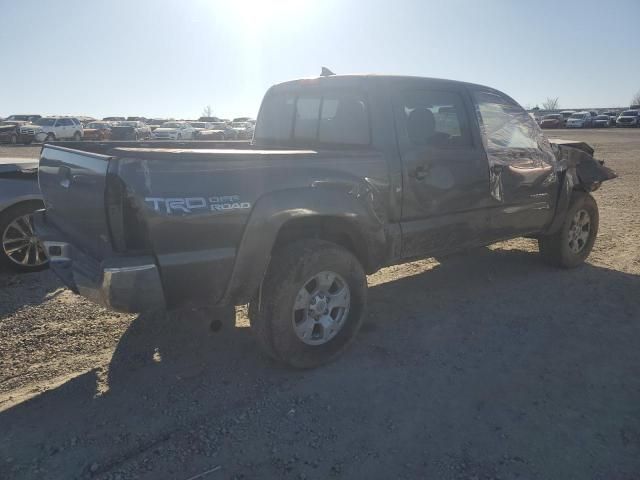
left=570, top=113, right=586, bottom=119
left=621, top=110, right=638, bottom=116
left=162, top=122, right=182, bottom=128
left=36, top=118, right=56, bottom=126
left=190, top=122, right=206, bottom=128
left=211, top=123, right=226, bottom=129
left=595, top=115, right=609, bottom=120
left=232, top=122, right=248, bottom=128
left=118, top=121, right=138, bottom=127
left=543, top=115, right=562, bottom=120
left=87, top=123, right=107, bottom=129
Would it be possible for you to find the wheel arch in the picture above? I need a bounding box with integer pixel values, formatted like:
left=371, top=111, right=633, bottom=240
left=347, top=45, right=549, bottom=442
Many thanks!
left=221, top=187, right=389, bottom=305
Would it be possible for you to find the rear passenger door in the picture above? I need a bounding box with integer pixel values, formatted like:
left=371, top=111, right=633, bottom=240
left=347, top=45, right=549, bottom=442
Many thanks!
left=394, top=82, right=494, bottom=258
left=471, top=89, right=558, bottom=237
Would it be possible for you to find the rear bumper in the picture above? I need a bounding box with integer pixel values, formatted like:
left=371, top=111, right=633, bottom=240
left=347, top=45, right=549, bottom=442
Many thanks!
left=35, top=211, right=166, bottom=313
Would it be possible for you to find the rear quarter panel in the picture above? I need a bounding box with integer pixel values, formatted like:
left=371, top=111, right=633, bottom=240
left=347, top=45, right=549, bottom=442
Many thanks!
left=114, top=148, right=392, bottom=307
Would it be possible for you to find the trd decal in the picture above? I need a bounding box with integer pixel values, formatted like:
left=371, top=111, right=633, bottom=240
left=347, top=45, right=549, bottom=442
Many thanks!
left=145, top=195, right=251, bottom=214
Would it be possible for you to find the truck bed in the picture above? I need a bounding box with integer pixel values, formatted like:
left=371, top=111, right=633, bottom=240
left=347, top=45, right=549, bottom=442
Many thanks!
left=36, top=141, right=390, bottom=311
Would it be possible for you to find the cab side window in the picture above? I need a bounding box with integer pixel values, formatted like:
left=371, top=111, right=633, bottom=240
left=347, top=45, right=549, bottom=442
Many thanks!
left=400, top=90, right=471, bottom=148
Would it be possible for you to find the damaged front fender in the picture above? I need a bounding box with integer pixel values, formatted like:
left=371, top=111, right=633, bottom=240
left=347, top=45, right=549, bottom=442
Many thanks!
left=551, top=139, right=617, bottom=192
left=544, top=140, right=617, bottom=234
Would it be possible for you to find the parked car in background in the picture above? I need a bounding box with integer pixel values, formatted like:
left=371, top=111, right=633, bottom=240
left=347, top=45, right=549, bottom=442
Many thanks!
left=5, top=114, right=41, bottom=123
left=540, top=113, right=565, bottom=129
left=232, top=116, right=255, bottom=125
left=152, top=121, right=196, bottom=140
left=190, top=121, right=215, bottom=138
left=0, top=121, right=38, bottom=144
left=76, top=116, right=96, bottom=125
left=602, top=111, right=619, bottom=126
left=193, top=122, right=239, bottom=140
left=110, top=120, right=151, bottom=140
left=559, top=110, right=575, bottom=121
left=146, top=119, right=167, bottom=131
left=566, top=111, right=592, bottom=128
left=0, top=158, right=47, bottom=272
left=616, top=110, right=640, bottom=127
left=593, top=115, right=611, bottom=128
left=82, top=121, right=113, bottom=140
left=103, top=116, right=125, bottom=122
left=34, top=117, right=84, bottom=142
left=199, top=116, right=221, bottom=122
left=126, top=116, right=146, bottom=122
left=230, top=121, right=254, bottom=139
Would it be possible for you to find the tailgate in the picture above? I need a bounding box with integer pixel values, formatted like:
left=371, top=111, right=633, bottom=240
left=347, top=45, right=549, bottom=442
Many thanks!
left=38, top=145, right=113, bottom=260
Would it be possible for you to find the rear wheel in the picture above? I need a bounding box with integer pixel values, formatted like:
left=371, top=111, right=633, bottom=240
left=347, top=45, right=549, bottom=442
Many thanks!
left=9, top=134, right=17, bottom=145
left=73, top=131, right=81, bottom=141
left=538, top=192, right=598, bottom=268
left=45, top=133, right=55, bottom=143
left=249, top=240, right=367, bottom=368
left=0, top=202, right=48, bottom=272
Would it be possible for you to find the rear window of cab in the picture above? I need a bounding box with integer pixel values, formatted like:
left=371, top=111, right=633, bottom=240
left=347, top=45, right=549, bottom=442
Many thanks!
left=255, top=90, right=371, bottom=147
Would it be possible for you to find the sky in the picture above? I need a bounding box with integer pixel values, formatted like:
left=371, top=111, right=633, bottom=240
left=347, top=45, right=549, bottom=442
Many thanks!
left=1, top=0, right=639, bottom=119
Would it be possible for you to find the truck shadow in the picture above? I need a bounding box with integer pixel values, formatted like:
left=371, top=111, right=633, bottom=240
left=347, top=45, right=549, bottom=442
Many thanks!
left=1, top=246, right=639, bottom=478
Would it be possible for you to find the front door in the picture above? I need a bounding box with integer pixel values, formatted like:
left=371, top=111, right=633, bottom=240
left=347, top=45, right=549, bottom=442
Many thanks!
left=471, top=90, right=559, bottom=238
left=395, top=82, right=494, bottom=259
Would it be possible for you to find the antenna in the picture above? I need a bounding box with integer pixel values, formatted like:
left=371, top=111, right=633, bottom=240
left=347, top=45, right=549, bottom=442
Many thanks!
left=320, top=66, right=335, bottom=77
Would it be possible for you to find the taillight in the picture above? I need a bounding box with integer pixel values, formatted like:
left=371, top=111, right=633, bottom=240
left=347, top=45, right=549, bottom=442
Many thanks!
left=105, top=164, right=151, bottom=253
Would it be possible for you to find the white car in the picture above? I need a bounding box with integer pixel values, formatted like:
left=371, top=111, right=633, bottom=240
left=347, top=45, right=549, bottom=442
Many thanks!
left=34, top=117, right=84, bottom=142
left=230, top=121, right=254, bottom=140
left=616, top=110, right=640, bottom=127
left=566, top=111, right=593, bottom=128
left=151, top=122, right=196, bottom=140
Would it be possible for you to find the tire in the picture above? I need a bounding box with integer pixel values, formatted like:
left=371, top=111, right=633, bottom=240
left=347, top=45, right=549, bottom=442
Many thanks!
left=249, top=240, right=367, bottom=368
left=73, top=131, right=81, bottom=141
left=538, top=192, right=599, bottom=268
left=177, top=134, right=182, bottom=140
left=0, top=201, right=48, bottom=273
left=10, top=134, right=17, bottom=145
left=45, top=133, right=55, bottom=143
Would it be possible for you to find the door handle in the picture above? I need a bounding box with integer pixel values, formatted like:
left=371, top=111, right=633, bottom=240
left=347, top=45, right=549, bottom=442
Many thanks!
left=410, top=165, right=429, bottom=181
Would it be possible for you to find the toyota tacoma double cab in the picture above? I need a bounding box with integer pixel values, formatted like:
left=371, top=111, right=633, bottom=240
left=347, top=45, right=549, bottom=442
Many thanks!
left=36, top=74, right=616, bottom=368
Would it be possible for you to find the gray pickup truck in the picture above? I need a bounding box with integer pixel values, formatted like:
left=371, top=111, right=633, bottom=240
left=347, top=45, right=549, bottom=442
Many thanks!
left=36, top=74, right=616, bottom=367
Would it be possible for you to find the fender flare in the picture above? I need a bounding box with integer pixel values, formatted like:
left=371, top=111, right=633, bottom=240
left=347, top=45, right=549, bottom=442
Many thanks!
left=221, top=187, right=388, bottom=304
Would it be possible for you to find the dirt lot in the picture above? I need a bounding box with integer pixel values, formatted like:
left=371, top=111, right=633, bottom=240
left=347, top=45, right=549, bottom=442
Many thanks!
left=1, top=130, right=639, bottom=480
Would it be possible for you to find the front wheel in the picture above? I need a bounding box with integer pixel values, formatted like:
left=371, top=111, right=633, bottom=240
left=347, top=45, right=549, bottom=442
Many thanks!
left=73, top=131, right=81, bottom=141
left=249, top=240, right=367, bottom=368
left=538, top=193, right=599, bottom=268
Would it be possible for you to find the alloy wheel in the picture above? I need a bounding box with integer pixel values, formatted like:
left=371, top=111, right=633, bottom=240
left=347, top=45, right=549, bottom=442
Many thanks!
left=2, top=214, right=48, bottom=267
left=567, top=209, right=591, bottom=254
left=292, top=271, right=351, bottom=346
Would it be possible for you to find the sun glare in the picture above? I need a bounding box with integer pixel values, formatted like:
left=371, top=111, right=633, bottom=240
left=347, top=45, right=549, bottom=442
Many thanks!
left=221, top=0, right=314, bottom=34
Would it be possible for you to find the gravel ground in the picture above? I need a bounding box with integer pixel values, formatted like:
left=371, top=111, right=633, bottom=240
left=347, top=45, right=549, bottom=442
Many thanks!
left=1, top=130, right=639, bottom=480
